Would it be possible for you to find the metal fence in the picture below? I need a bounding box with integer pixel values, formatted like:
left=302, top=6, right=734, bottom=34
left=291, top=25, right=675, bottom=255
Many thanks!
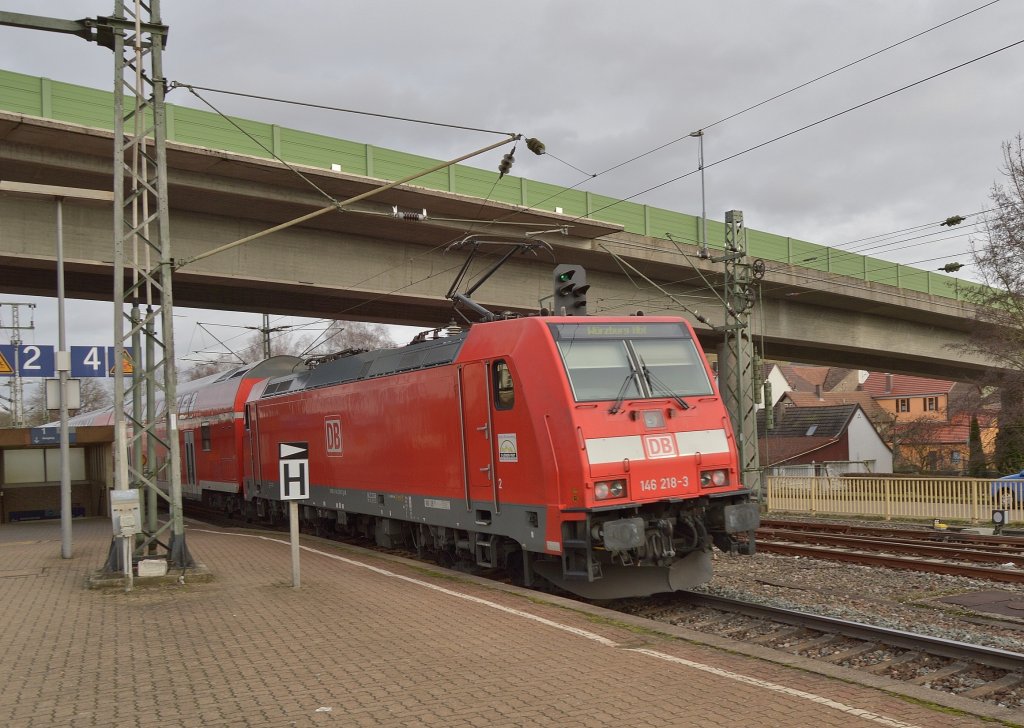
left=765, top=476, right=1019, bottom=524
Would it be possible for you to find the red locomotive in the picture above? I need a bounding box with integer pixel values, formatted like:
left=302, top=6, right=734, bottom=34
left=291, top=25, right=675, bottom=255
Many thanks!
left=77, top=246, right=760, bottom=598
left=239, top=315, right=757, bottom=598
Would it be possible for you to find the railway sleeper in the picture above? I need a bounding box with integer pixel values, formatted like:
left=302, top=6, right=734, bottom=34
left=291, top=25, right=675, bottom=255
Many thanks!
left=962, top=671, right=1024, bottom=700
left=748, top=626, right=806, bottom=645
left=866, top=650, right=924, bottom=675
left=907, top=661, right=970, bottom=685
left=823, top=641, right=880, bottom=664
left=788, top=633, right=839, bottom=654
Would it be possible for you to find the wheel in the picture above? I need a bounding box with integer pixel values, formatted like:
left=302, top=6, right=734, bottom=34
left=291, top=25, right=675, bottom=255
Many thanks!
left=996, top=487, right=1017, bottom=509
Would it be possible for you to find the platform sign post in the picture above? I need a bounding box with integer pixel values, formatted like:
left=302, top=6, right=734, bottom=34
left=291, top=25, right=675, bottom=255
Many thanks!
left=278, top=442, right=309, bottom=589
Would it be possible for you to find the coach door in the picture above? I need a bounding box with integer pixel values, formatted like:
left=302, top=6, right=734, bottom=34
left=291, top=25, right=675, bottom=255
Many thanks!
left=459, top=362, right=498, bottom=517
left=244, top=403, right=262, bottom=494
left=183, top=430, right=197, bottom=494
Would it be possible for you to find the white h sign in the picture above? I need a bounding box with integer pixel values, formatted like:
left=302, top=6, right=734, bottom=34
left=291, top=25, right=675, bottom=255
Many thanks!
left=278, top=442, right=309, bottom=500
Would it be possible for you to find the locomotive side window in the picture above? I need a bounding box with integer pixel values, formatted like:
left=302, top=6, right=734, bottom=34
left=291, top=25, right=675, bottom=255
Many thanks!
left=201, top=422, right=212, bottom=451
left=493, top=360, right=514, bottom=410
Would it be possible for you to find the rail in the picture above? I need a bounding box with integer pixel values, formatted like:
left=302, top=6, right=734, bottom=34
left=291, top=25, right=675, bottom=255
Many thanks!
left=681, top=592, right=1024, bottom=672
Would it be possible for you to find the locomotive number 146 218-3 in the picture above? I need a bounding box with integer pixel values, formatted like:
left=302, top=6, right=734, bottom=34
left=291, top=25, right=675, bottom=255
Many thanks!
left=638, top=476, right=688, bottom=491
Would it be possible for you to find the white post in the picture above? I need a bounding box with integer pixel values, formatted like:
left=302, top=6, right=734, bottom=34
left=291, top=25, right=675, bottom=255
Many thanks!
left=123, top=535, right=133, bottom=593
left=290, top=500, right=301, bottom=589
left=57, top=197, right=72, bottom=559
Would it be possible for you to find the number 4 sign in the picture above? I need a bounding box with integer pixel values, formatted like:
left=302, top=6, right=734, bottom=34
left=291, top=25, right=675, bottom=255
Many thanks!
left=70, top=346, right=135, bottom=378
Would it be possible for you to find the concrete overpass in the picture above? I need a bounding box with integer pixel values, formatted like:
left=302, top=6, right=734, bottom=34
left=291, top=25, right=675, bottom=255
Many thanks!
left=0, top=110, right=993, bottom=381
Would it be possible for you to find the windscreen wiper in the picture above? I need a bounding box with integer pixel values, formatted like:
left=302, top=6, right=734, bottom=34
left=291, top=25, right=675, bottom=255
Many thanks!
left=638, top=355, right=690, bottom=410
left=608, top=372, right=637, bottom=414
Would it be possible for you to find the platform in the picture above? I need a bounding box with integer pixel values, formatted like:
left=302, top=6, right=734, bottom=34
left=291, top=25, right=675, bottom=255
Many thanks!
left=0, top=517, right=1018, bottom=727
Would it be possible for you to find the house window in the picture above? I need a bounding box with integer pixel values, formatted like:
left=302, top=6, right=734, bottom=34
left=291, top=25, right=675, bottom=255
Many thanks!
left=896, top=398, right=910, bottom=413
left=925, top=396, right=938, bottom=411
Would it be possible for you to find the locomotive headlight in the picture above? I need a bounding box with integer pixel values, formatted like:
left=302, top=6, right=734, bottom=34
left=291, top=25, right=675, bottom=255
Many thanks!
left=594, top=479, right=626, bottom=500
left=700, top=469, right=728, bottom=488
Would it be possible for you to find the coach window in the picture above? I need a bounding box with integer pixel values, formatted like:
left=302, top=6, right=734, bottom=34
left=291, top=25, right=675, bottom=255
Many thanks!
left=493, top=360, right=515, bottom=410
left=201, top=422, right=212, bottom=451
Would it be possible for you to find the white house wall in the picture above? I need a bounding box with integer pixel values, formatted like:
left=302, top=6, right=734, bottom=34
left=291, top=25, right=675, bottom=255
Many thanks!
left=847, top=410, right=894, bottom=473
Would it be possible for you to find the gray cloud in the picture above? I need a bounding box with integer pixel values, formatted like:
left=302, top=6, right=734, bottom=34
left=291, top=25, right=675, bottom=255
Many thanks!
left=1, top=0, right=1021, bottom=359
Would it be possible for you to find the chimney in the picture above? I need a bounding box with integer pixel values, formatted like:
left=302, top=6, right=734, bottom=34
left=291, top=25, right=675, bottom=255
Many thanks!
left=815, top=384, right=822, bottom=400
left=885, top=373, right=893, bottom=393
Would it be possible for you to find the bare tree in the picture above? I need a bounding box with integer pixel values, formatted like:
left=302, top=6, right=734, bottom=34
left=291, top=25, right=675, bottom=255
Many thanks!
left=964, top=133, right=1024, bottom=471
left=179, top=321, right=397, bottom=381
left=302, top=320, right=396, bottom=356
left=20, top=378, right=113, bottom=426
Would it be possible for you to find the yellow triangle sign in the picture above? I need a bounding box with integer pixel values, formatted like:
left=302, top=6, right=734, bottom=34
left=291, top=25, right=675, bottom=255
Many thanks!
left=0, top=351, right=12, bottom=375
left=109, top=350, right=134, bottom=375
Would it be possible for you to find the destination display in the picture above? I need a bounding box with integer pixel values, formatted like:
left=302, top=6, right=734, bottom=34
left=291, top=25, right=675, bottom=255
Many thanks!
left=547, top=322, right=690, bottom=341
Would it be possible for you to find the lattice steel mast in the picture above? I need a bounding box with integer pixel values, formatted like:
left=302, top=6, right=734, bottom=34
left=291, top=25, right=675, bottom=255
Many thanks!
left=109, top=0, right=190, bottom=567
left=0, top=4, right=191, bottom=567
left=716, top=210, right=762, bottom=498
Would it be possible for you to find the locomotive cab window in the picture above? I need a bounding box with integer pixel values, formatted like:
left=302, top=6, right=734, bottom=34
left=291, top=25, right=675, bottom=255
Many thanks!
left=549, top=322, right=713, bottom=403
left=632, top=338, right=713, bottom=398
left=493, top=360, right=515, bottom=410
left=556, top=340, right=640, bottom=402
left=200, top=422, right=212, bottom=451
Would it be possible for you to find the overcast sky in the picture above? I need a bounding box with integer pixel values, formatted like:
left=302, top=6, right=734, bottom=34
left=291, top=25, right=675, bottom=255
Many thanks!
left=1, top=0, right=1023, bottom=371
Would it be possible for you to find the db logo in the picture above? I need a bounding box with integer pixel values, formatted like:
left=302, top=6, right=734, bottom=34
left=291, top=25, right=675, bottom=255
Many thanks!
left=325, top=417, right=343, bottom=456
left=643, top=434, right=677, bottom=459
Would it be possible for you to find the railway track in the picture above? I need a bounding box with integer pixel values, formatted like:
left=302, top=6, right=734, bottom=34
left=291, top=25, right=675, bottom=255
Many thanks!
left=762, top=518, right=1024, bottom=549
left=757, top=519, right=1024, bottom=583
left=622, top=591, right=1024, bottom=708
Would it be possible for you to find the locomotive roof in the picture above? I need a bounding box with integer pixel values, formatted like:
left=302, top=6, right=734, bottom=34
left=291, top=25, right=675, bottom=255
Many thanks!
left=260, top=332, right=468, bottom=397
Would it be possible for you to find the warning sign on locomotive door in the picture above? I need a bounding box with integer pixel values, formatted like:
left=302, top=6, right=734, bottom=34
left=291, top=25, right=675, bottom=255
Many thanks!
left=278, top=442, right=309, bottom=500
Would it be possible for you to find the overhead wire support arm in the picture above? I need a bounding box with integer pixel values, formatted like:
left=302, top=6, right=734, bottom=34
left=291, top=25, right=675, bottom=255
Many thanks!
left=0, top=12, right=168, bottom=49
left=598, top=244, right=713, bottom=328
left=175, top=134, right=522, bottom=270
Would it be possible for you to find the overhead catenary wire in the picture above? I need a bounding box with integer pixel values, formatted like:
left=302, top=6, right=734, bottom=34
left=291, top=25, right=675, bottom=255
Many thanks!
left=168, top=82, right=516, bottom=137
left=575, top=36, right=1024, bottom=229
left=474, top=2, right=1008, bottom=228
left=600, top=234, right=979, bottom=316
left=163, top=12, right=1013, bottom=336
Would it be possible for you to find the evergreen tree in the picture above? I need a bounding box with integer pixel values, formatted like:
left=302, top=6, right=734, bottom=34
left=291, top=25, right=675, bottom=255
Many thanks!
left=967, top=415, right=986, bottom=476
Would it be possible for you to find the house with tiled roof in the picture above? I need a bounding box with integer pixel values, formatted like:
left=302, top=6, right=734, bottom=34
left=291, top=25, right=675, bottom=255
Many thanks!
left=778, top=365, right=865, bottom=395
left=757, top=403, right=893, bottom=476
left=860, top=372, right=954, bottom=421
left=859, top=372, right=996, bottom=473
left=780, top=390, right=890, bottom=424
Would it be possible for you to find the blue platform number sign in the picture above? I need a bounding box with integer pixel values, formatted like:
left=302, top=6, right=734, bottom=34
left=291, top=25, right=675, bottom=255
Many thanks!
left=0, top=345, right=55, bottom=377
left=70, top=346, right=134, bottom=378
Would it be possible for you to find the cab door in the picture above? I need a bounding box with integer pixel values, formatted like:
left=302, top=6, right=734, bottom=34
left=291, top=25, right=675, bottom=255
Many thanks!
left=459, top=362, right=497, bottom=516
